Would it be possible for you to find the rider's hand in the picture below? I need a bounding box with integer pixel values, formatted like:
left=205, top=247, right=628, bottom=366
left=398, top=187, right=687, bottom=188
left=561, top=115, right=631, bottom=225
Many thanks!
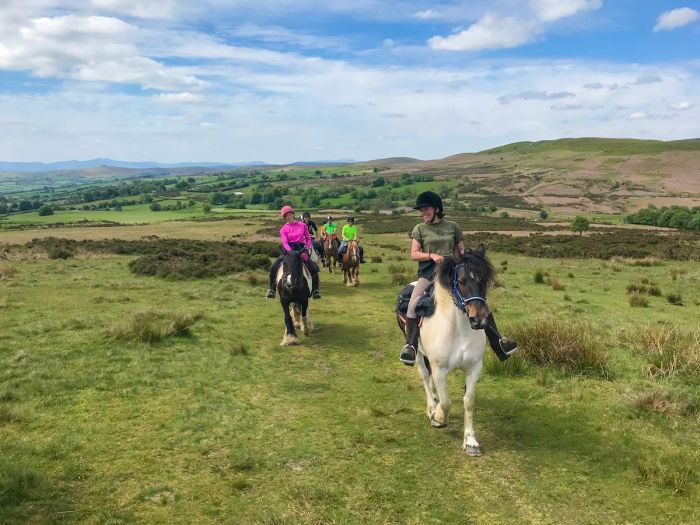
left=430, top=253, right=444, bottom=264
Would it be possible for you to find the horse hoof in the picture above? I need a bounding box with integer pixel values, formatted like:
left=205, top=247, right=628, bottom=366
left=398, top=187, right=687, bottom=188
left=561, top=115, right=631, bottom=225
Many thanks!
left=280, top=336, right=300, bottom=346
left=463, top=445, right=482, bottom=457
left=430, top=415, right=447, bottom=428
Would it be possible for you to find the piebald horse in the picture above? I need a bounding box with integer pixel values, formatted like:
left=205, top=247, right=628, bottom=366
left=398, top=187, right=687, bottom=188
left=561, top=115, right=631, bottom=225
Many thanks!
left=341, top=240, right=360, bottom=287
left=408, top=244, right=493, bottom=456
left=322, top=235, right=338, bottom=273
left=276, top=250, right=313, bottom=345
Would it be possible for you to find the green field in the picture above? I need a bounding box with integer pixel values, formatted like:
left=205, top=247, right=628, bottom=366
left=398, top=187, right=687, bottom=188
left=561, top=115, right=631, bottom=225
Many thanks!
left=1, top=220, right=698, bottom=524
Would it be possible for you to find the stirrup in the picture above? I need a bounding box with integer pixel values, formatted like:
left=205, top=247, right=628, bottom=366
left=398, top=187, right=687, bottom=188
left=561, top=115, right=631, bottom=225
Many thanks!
left=399, top=344, right=416, bottom=366
left=499, top=338, right=518, bottom=355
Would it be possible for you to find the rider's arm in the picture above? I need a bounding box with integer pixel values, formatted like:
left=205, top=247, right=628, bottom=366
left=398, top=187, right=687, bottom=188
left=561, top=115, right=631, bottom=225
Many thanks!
left=280, top=224, right=292, bottom=253
left=303, top=223, right=312, bottom=249
left=410, top=239, right=434, bottom=262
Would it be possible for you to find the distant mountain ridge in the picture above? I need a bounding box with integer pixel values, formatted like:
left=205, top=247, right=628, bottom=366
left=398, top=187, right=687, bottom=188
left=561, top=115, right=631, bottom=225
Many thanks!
left=480, top=137, right=700, bottom=155
left=0, top=158, right=268, bottom=173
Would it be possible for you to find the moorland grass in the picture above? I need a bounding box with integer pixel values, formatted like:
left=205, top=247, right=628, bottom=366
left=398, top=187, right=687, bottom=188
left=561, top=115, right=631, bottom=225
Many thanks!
left=1, top=229, right=699, bottom=524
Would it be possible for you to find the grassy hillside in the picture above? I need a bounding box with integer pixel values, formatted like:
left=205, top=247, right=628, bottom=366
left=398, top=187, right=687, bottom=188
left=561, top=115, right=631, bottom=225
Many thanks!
left=481, top=137, right=700, bottom=155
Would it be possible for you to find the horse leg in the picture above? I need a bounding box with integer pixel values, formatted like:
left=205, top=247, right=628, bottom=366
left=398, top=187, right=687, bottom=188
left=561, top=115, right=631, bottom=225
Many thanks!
left=291, top=303, right=302, bottom=330
left=300, top=299, right=312, bottom=335
left=430, top=367, right=452, bottom=428
left=280, top=300, right=300, bottom=346
left=416, top=354, right=438, bottom=419
left=462, top=361, right=483, bottom=456
left=352, top=265, right=359, bottom=287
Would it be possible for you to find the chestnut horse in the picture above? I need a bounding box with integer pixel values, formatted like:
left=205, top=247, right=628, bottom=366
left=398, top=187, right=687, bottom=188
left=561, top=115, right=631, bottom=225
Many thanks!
left=322, top=235, right=338, bottom=273
left=341, top=240, right=360, bottom=287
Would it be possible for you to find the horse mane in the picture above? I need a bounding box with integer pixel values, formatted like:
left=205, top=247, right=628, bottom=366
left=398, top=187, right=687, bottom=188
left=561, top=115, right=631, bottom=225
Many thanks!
left=435, top=250, right=495, bottom=291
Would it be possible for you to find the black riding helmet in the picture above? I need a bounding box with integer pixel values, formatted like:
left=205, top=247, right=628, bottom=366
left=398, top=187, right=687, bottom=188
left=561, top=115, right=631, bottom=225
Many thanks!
left=302, top=212, right=311, bottom=219
left=413, top=191, right=443, bottom=215
left=347, top=216, right=354, bottom=223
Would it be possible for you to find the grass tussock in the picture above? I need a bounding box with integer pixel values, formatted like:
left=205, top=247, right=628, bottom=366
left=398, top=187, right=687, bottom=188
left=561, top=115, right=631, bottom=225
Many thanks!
left=666, top=292, right=683, bottom=306
left=614, top=256, right=663, bottom=267
left=243, top=273, right=261, bottom=286
left=620, top=324, right=700, bottom=377
left=533, top=269, right=545, bottom=284
left=627, top=281, right=661, bottom=296
left=370, top=255, right=383, bottom=263
left=0, top=264, right=17, bottom=279
left=509, top=318, right=610, bottom=378
left=628, top=291, right=649, bottom=307
left=630, top=390, right=697, bottom=417
left=229, top=343, right=249, bottom=356
left=635, top=455, right=695, bottom=495
left=108, top=310, right=203, bottom=344
left=550, top=277, right=565, bottom=291
left=483, top=351, right=528, bottom=376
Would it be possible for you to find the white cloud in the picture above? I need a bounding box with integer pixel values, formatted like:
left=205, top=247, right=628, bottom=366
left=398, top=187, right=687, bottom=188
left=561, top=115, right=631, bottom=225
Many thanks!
left=414, top=9, right=440, bottom=20
left=669, top=101, right=694, bottom=110
left=631, top=75, right=662, bottom=85
left=428, top=13, right=537, bottom=51
left=157, top=92, right=204, bottom=103
left=529, top=0, right=602, bottom=22
left=653, top=7, right=700, bottom=32
left=628, top=111, right=649, bottom=120
left=499, top=90, right=575, bottom=105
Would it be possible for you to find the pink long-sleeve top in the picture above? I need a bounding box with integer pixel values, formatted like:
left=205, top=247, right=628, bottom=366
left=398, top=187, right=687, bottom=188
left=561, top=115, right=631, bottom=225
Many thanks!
left=280, top=221, right=311, bottom=252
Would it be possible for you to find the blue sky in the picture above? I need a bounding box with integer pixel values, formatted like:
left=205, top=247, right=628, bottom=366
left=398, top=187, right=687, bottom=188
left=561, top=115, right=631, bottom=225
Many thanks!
left=0, top=1, right=698, bottom=163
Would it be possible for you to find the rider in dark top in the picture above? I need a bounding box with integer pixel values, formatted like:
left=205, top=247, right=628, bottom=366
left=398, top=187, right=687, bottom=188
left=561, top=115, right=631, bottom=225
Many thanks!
left=302, top=212, right=325, bottom=265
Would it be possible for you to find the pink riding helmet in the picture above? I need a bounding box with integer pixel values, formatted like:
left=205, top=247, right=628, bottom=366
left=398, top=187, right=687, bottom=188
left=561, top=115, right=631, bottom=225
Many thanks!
left=280, top=205, right=295, bottom=218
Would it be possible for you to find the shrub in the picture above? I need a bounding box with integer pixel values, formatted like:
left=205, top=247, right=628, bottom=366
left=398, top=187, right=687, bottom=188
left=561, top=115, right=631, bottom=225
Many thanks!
left=620, top=323, right=700, bottom=377
left=48, top=247, right=74, bottom=259
left=108, top=310, right=203, bottom=343
left=37, top=205, right=53, bottom=216
left=534, top=269, right=545, bottom=284
left=628, top=292, right=649, bottom=307
left=0, top=264, right=16, bottom=279
left=509, top=317, right=610, bottom=377
left=666, top=293, right=683, bottom=306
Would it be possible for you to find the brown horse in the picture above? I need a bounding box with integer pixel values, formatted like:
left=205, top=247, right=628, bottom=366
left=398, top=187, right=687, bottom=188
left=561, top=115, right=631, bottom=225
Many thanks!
left=322, top=235, right=338, bottom=273
left=341, top=240, right=360, bottom=287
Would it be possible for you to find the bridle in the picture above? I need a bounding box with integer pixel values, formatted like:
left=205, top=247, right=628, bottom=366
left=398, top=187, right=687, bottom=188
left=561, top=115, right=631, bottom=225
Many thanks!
left=451, top=263, right=486, bottom=314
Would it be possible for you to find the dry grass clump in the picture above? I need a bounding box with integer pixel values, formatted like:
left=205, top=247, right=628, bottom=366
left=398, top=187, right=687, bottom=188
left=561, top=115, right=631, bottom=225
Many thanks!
left=619, top=323, right=700, bottom=377
left=628, top=292, right=649, bottom=307
left=666, top=293, right=683, bottom=306
left=108, top=310, right=203, bottom=343
left=613, top=256, right=662, bottom=267
left=243, top=273, right=261, bottom=286
left=370, top=255, right=383, bottom=263
left=630, top=390, right=697, bottom=417
left=0, top=264, right=17, bottom=279
left=550, top=277, right=565, bottom=291
left=229, top=343, right=249, bottom=356
left=509, top=317, right=610, bottom=378
left=388, top=263, right=415, bottom=286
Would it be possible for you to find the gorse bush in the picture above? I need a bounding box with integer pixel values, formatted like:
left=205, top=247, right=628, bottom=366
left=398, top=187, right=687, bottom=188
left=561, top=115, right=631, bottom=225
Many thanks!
left=509, top=317, right=610, bottom=378
left=108, top=310, right=203, bottom=343
left=620, top=323, right=700, bottom=377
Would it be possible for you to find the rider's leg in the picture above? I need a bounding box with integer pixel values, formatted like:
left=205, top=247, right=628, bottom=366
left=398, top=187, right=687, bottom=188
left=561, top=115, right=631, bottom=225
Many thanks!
left=266, top=256, right=283, bottom=298
left=337, top=240, right=348, bottom=257
left=307, top=260, right=321, bottom=299
left=359, top=244, right=365, bottom=263
left=485, top=313, right=518, bottom=361
left=400, top=278, right=431, bottom=366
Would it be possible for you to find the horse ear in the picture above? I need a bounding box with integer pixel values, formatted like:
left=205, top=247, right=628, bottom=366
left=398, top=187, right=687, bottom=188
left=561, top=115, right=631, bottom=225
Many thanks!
left=476, top=243, right=485, bottom=257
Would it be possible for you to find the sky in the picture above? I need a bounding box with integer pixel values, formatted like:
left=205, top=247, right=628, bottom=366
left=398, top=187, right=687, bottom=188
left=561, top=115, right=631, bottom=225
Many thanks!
left=0, top=1, right=699, bottom=164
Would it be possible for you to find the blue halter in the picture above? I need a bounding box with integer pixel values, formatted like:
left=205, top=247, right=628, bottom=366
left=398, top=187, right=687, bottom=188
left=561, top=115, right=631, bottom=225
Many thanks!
left=452, top=264, right=486, bottom=313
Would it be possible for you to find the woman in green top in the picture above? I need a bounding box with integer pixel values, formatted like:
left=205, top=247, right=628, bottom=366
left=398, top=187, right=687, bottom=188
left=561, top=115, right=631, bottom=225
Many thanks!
left=337, top=216, right=366, bottom=263
left=399, top=191, right=517, bottom=366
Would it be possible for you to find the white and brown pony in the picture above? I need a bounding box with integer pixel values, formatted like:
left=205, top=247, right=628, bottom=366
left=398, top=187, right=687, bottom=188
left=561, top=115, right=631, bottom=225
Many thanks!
left=276, top=250, right=313, bottom=345
left=322, top=235, right=338, bottom=273
left=341, top=240, right=360, bottom=287
left=401, top=244, right=494, bottom=456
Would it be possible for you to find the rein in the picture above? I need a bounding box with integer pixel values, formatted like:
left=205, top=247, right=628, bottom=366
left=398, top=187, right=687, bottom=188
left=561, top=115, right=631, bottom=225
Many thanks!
left=451, top=263, right=486, bottom=313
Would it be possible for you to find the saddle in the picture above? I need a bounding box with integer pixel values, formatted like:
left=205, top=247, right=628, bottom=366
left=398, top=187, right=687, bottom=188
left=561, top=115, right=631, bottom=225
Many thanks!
left=395, top=282, right=436, bottom=324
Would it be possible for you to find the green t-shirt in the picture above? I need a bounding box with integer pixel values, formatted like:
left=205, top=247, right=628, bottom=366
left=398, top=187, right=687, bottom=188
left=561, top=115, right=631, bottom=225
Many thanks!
left=342, top=224, right=357, bottom=241
left=325, top=222, right=337, bottom=234
left=411, top=219, right=463, bottom=278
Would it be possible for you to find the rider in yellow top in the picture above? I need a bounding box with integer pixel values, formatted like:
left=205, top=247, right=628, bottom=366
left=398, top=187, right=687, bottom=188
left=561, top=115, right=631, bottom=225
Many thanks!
left=337, top=216, right=365, bottom=263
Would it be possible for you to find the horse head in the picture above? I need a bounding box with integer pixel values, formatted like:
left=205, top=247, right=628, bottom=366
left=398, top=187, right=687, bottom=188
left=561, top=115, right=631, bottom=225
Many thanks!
left=439, top=244, right=494, bottom=330
left=280, top=250, right=304, bottom=290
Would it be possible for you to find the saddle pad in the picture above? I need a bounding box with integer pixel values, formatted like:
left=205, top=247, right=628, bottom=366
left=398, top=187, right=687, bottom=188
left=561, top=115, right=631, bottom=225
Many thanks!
left=395, top=282, right=435, bottom=318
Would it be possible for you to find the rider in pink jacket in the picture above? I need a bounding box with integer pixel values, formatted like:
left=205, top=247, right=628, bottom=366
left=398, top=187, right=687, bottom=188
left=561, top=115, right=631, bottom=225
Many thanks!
left=266, top=205, right=321, bottom=299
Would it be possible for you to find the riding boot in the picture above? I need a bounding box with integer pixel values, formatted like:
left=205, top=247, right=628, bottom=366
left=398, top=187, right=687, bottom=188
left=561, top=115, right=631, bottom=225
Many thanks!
left=311, top=271, right=321, bottom=299
left=485, top=313, right=518, bottom=361
left=359, top=245, right=365, bottom=263
left=266, top=265, right=277, bottom=298
left=400, top=317, right=419, bottom=366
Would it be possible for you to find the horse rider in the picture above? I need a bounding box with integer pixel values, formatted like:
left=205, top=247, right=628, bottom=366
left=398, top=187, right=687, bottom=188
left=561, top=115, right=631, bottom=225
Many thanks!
left=336, top=216, right=366, bottom=263
left=301, top=211, right=325, bottom=265
left=321, top=216, right=340, bottom=249
left=399, top=191, right=517, bottom=366
left=266, top=205, right=322, bottom=300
